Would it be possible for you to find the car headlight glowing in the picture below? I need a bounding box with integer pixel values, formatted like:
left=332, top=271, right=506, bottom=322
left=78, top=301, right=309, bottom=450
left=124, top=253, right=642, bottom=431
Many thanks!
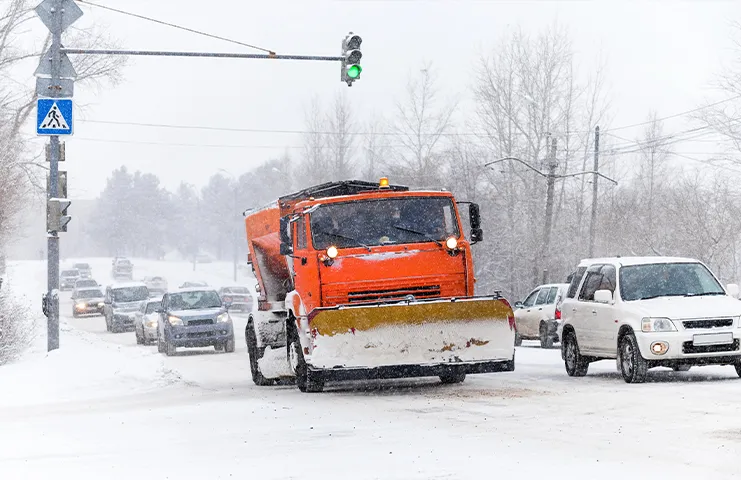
left=641, top=317, right=676, bottom=333
left=168, top=316, right=183, bottom=326
left=145, top=319, right=158, bottom=328
left=445, top=236, right=458, bottom=250
left=217, top=313, right=231, bottom=323
left=326, top=245, right=339, bottom=259
left=75, top=302, right=87, bottom=309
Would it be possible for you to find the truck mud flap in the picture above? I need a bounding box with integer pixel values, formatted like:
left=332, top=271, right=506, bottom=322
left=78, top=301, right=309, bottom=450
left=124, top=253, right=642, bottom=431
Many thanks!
left=305, top=297, right=515, bottom=370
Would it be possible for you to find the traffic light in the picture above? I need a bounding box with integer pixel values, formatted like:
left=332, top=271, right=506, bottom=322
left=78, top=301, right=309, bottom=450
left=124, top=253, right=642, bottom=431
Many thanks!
left=341, top=32, right=362, bottom=86
left=47, top=198, right=71, bottom=232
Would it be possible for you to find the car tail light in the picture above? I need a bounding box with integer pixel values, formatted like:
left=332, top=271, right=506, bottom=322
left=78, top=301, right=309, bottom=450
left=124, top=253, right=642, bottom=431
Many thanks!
left=555, top=305, right=562, bottom=320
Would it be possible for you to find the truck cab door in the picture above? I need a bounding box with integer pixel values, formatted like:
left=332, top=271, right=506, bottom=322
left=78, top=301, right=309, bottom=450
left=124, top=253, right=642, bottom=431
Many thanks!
left=291, top=215, right=318, bottom=309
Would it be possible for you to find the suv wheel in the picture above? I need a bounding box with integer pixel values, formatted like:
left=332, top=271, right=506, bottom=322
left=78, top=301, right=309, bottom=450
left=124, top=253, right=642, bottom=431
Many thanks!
left=734, top=362, right=741, bottom=378
left=619, top=333, right=648, bottom=384
left=564, top=332, right=589, bottom=377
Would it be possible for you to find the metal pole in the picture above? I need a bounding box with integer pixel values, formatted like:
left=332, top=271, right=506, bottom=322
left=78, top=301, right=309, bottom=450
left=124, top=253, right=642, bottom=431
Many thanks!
left=233, top=185, right=238, bottom=282
left=541, top=137, right=558, bottom=284
left=47, top=0, right=63, bottom=351
left=588, top=126, right=600, bottom=257
left=62, top=48, right=343, bottom=62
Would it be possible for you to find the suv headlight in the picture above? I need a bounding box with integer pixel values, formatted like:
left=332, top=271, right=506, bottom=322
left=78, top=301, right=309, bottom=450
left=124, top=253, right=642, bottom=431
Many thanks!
left=217, top=313, right=231, bottom=323
left=641, top=317, right=676, bottom=333
left=168, top=316, right=183, bottom=326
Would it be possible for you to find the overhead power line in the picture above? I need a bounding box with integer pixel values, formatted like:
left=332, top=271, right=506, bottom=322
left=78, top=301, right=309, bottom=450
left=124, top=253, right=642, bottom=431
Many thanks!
left=76, top=0, right=276, bottom=55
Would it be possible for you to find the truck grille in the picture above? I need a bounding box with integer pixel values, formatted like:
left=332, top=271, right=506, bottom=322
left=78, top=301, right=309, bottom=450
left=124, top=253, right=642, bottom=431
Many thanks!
left=682, top=319, right=734, bottom=329
left=187, top=319, right=213, bottom=326
left=347, top=285, right=441, bottom=303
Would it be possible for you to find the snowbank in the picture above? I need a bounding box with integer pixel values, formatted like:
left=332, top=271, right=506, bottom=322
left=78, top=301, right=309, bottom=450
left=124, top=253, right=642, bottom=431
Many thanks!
left=0, top=325, right=181, bottom=408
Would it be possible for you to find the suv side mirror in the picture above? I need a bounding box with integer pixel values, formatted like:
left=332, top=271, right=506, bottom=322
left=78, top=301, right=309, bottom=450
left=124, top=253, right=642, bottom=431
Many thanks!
left=594, top=289, right=613, bottom=304
left=514, top=301, right=524, bottom=309
left=279, top=216, right=293, bottom=255
left=469, top=203, right=483, bottom=244
left=727, top=283, right=740, bottom=299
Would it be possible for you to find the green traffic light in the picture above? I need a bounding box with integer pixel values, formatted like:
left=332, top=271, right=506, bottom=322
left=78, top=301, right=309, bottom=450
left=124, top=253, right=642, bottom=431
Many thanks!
left=347, top=65, right=362, bottom=79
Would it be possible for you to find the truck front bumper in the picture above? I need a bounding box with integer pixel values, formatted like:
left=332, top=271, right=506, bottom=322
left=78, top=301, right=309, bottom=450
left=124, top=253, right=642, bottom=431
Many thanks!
left=169, top=323, right=234, bottom=348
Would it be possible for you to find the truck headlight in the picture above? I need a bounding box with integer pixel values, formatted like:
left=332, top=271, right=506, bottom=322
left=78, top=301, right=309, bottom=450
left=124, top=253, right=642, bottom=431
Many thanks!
left=168, top=316, right=183, bottom=326
left=326, top=246, right=338, bottom=259
left=445, top=236, right=458, bottom=250
left=217, top=313, right=231, bottom=323
left=641, top=317, right=676, bottom=333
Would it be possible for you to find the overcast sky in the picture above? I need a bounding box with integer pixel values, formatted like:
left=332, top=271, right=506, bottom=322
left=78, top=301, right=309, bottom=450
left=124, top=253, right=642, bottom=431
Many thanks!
left=14, top=0, right=741, bottom=199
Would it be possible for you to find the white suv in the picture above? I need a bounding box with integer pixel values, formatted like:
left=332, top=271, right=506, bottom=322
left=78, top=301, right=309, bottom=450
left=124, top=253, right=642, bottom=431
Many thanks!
left=558, top=256, right=741, bottom=383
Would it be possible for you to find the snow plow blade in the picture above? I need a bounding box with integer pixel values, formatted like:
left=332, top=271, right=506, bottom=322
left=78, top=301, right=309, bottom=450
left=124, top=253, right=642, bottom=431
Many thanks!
left=304, top=296, right=516, bottom=379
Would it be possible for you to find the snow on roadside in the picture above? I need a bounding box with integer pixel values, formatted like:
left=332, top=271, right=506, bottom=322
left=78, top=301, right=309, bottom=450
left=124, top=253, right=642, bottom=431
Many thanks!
left=0, top=324, right=182, bottom=407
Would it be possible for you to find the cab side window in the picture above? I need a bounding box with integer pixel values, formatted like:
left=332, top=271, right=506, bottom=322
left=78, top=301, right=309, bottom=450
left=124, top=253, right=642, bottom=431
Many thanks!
left=545, top=286, right=559, bottom=304
left=295, top=216, right=307, bottom=250
left=523, top=289, right=540, bottom=308
left=599, top=265, right=617, bottom=293
left=535, top=288, right=550, bottom=306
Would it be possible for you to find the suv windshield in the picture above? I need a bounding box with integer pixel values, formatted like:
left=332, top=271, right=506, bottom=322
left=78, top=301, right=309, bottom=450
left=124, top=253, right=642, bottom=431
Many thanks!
left=112, top=286, right=149, bottom=302
left=620, top=262, right=725, bottom=301
left=78, top=289, right=103, bottom=298
left=310, top=196, right=460, bottom=249
left=223, top=287, right=248, bottom=294
left=61, top=270, right=78, bottom=277
left=146, top=302, right=160, bottom=314
left=168, top=290, right=222, bottom=310
left=76, top=280, right=98, bottom=288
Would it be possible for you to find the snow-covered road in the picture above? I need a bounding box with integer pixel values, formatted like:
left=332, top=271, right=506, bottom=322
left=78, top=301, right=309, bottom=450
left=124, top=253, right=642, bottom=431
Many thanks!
left=2, top=259, right=741, bottom=479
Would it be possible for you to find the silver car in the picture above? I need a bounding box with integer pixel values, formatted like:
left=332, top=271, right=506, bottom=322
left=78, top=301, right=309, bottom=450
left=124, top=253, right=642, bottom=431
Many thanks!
left=134, top=297, right=162, bottom=345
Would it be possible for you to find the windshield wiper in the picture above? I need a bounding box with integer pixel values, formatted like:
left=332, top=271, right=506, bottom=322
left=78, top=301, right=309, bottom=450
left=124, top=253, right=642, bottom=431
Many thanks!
left=634, top=293, right=686, bottom=301
left=683, top=292, right=726, bottom=297
left=393, top=225, right=443, bottom=246
left=316, top=231, right=372, bottom=251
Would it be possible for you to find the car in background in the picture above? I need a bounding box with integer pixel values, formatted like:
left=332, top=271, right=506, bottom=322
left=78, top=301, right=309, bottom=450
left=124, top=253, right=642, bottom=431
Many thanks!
left=195, top=253, right=214, bottom=264
left=74, top=278, right=99, bottom=291
left=157, top=288, right=235, bottom=356
left=103, top=282, right=150, bottom=333
left=217, top=286, right=253, bottom=312
left=70, top=287, right=105, bottom=317
left=513, top=283, right=569, bottom=348
left=111, top=258, right=133, bottom=280
left=559, top=256, right=741, bottom=383
left=179, top=281, right=208, bottom=289
left=60, top=268, right=80, bottom=291
left=134, top=297, right=162, bottom=345
left=72, top=262, right=92, bottom=279
left=142, top=276, right=168, bottom=298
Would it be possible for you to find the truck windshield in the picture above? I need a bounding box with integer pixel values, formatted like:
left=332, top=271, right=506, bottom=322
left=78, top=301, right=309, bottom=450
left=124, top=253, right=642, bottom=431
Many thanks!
left=112, top=287, right=149, bottom=302
left=619, top=262, right=726, bottom=301
left=310, top=196, right=459, bottom=250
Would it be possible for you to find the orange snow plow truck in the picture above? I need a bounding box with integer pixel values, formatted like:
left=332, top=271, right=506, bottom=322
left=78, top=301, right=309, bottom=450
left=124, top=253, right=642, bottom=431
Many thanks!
left=243, top=179, right=515, bottom=392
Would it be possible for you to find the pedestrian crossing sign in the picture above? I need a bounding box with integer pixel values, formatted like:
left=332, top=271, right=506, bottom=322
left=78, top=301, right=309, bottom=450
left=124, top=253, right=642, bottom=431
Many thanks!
left=37, top=98, right=73, bottom=136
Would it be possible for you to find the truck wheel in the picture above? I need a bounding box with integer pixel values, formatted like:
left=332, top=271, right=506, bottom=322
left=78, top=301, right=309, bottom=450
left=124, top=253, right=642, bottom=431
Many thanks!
left=539, top=322, right=554, bottom=349
left=514, top=331, right=523, bottom=346
left=619, top=333, right=648, bottom=384
left=246, top=324, right=273, bottom=386
left=439, top=371, right=466, bottom=384
left=288, top=324, right=324, bottom=393
left=563, top=332, right=589, bottom=377
left=224, top=336, right=236, bottom=353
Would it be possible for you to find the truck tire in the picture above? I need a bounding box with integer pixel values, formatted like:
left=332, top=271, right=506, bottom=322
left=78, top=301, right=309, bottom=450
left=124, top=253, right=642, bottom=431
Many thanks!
left=439, top=371, right=466, bottom=384
left=246, top=323, right=273, bottom=386
left=563, top=332, right=589, bottom=377
left=619, top=333, right=648, bottom=384
left=539, top=322, right=554, bottom=349
left=287, top=323, right=324, bottom=393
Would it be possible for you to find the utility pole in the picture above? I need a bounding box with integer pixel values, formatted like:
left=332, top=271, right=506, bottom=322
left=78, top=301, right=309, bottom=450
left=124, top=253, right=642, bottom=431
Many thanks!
left=232, top=184, right=238, bottom=283
left=541, top=136, right=558, bottom=284
left=588, top=126, right=600, bottom=257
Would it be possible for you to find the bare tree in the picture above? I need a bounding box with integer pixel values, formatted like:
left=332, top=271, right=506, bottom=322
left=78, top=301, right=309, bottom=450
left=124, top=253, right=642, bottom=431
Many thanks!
left=387, top=63, right=457, bottom=187
left=299, top=97, right=328, bottom=186
left=325, top=93, right=356, bottom=180
left=360, top=114, right=390, bottom=180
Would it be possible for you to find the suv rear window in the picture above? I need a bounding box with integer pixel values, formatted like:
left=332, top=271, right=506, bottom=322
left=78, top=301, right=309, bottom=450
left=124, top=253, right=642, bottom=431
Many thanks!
left=566, top=266, right=587, bottom=298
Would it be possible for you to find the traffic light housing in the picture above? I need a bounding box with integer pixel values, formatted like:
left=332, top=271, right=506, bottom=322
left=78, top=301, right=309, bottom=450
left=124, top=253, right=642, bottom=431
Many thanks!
left=47, top=198, right=71, bottom=232
left=341, top=32, right=362, bottom=86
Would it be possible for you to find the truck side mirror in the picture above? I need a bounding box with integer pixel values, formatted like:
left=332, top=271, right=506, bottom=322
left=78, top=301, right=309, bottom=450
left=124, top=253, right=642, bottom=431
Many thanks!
left=469, top=203, right=483, bottom=244
left=279, top=216, right=293, bottom=255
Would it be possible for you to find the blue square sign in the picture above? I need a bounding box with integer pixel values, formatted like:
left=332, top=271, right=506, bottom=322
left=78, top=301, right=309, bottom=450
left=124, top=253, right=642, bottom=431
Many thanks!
left=37, top=98, right=73, bottom=136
